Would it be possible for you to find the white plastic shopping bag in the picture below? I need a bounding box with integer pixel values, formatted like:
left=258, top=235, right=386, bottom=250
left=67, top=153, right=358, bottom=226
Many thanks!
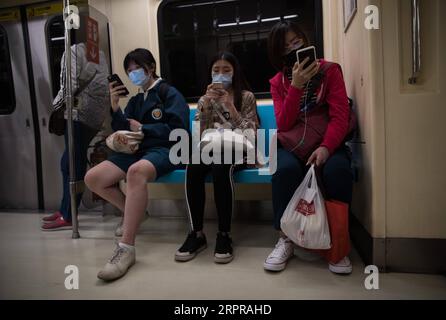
left=280, top=165, right=331, bottom=250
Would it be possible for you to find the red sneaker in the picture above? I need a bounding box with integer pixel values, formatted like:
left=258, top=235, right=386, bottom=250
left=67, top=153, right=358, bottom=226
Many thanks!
left=42, top=211, right=62, bottom=222
left=41, top=217, right=72, bottom=231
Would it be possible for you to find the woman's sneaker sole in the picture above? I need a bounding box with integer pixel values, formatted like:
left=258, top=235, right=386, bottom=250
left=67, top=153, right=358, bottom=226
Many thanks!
left=214, top=254, right=234, bottom=264
left=175, top=244, right=207, bottom=262
left=263, top=261, right=287, bottom=272
left=328, top=263, right=353, bottom=274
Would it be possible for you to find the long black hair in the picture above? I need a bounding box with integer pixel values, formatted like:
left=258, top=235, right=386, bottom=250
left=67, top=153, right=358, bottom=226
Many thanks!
left=207, top=51, right=251, bottom=112
left=123, top=48, right=159, bottom=78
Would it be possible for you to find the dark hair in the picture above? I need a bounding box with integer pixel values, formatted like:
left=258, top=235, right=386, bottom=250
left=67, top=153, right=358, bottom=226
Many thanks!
left=123, top=48, right=159, bottom=77
left=267, top=21, right=309, bottom=71
left=207, top=51, right=251, bottom=111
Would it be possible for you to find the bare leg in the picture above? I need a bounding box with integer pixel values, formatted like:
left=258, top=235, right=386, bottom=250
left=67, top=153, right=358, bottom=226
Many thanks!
left=121, top=160, right=157, bottom=246
left=84, top=161, right=126, bottom=212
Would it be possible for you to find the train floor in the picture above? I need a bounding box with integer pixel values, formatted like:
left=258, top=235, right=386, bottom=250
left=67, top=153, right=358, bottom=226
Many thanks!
left=0, top=211, right=445, bottom=300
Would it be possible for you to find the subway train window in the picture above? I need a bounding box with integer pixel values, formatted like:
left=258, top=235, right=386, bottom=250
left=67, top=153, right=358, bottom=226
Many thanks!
left=158, top=0, right=323, bottom=102
left=0, top=25, right=15, bottom=115
left=46, top=15, right=65, bottom=98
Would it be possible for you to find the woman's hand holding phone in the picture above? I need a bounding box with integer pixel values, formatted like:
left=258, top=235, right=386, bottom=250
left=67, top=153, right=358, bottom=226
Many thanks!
left=291, top=58, right=320, bottom=89
left=109, top=81, right=128, bottom=112
left=205, top=83, right=225, bottom=99
left=203, top=83, right=224, bottom=107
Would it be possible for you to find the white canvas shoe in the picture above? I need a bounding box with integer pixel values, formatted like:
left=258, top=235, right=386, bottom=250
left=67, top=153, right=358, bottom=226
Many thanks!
left=328, top=256, right=353, bottom=275
left=264, top=237, right=294, bottom=272
left=97, top=244, right=135, bottom=281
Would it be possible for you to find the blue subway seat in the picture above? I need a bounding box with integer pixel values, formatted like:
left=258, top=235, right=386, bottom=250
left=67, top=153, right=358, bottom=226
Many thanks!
left=153, top=104, right=277, bottom=184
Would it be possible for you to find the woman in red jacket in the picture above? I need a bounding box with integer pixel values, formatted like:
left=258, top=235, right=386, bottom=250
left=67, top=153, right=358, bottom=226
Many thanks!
left=264, top=21, right=353, bottom=274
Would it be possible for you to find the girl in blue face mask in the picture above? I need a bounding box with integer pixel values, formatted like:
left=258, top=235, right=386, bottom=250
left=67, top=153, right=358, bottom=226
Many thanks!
left=128, top=67, right=151, bottom=87
left=85, top=48, right=190, bottom=281
left=175, top=51, right=260, bottom=265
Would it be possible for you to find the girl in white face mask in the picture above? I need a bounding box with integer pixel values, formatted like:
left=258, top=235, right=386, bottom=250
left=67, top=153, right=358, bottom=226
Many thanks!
left=85, top=48, right=190, bottom=281
left=175, top=51, right=259, bottom=265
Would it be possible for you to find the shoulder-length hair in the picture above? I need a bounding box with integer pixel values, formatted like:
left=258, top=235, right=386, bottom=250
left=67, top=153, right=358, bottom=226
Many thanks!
left=207, top=51, right=251, bottom=112
left=267, top=21, right=309, bottom=71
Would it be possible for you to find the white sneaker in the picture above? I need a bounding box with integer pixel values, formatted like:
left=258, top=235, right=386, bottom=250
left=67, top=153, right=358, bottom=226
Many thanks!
left=114, top=211, right=149, bottom=237
left=97, top=244, right=136, bottom=281
left=328, top=256, right=353, bottom=274
left=264, top=237, right=295, bottom=272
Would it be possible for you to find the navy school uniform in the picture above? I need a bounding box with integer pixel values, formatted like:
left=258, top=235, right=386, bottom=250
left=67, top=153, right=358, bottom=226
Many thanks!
left=108, top=79, right=190, bottom=179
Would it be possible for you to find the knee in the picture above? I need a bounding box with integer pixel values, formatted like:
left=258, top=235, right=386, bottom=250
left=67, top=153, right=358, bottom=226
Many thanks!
left=127, top=163, right=155, bottom=185
left=84, top=169, right=99, bottom=191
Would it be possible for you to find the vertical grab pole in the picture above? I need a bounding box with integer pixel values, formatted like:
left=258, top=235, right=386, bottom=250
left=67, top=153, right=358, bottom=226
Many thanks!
left=63, top=0, right=80, bottom=239
left=409, top=0, right=421, bottom=84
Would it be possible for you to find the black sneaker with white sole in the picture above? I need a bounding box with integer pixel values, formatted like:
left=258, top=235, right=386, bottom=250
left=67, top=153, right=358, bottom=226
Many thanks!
left=214, top=232, right=233, bottom=264
left=175, top=232, right=207, bottom=262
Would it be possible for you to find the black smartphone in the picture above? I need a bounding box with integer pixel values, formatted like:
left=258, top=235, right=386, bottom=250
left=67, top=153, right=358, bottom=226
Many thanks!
left=107, top=74, right=130, bottom=96
left=296, top=46, right=317, bottom=69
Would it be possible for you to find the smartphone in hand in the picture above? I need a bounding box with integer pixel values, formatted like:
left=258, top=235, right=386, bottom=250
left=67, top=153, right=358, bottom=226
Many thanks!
left=108, top=74, right=130, bottom=96
left=296, top=46, right=317, bottom=69
left=212, top=81, right=224, bottom=90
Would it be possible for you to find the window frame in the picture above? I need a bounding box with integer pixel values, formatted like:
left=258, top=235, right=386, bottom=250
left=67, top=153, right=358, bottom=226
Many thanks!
left=0, top=24, right=16, bottom=115
left=157, top=0, right=324, bottom=103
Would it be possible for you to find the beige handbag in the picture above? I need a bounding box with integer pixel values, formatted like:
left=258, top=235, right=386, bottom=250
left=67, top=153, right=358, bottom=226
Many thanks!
left=106, top=130, right=144, bottom=154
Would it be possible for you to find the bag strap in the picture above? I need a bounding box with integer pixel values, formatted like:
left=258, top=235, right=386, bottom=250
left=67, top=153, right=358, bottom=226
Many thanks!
left=156, top=81, right=170, bottom=109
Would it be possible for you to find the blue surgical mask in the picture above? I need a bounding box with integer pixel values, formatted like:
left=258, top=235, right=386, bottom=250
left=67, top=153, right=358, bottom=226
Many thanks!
left=129, top=68, right=150, bottom=87
left=212, top=72, right=233, bottom=89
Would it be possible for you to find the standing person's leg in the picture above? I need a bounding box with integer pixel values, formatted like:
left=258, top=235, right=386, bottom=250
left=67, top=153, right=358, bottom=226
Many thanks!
left=41, top=126, right=72, bottom=230
left=69, top=122, right=99, bottom=218
left=211, top=164, right=235, bottom=264
left=42, top=121, right=98, bottom=230
left=59, top=127, right=71, bottom=221
left=321, top=147, right=353, bottom=274
left=175, top=163, right=211, bottom=262
left=60, top=146, right=69, bottom=218
left=264, top=147, right=305, bottom=271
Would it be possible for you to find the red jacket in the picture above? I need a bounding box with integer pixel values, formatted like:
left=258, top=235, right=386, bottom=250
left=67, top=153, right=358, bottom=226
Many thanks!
left=269, top=59, right=350, bottom=155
